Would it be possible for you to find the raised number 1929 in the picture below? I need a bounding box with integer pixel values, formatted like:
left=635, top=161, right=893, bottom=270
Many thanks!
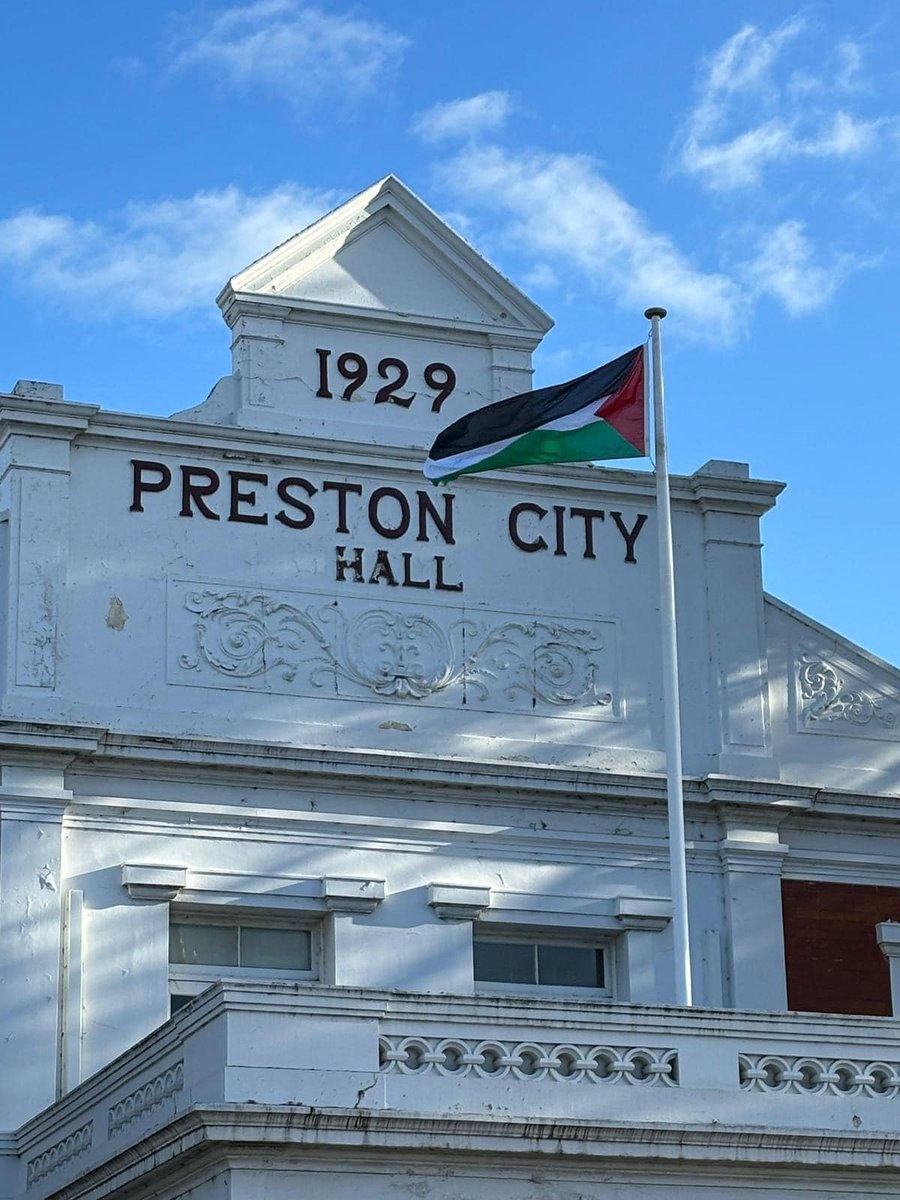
left=315, top=349, right=456, bottom=412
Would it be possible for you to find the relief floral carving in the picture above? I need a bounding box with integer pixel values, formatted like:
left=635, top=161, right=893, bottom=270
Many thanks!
left=798, top=652, right=897, bottom=730
left=179, top=589, right=614, bottom=710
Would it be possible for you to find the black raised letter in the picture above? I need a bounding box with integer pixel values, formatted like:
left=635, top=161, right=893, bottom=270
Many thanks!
left=610, top=511, right=648, bottom=563
left=508, top=502, right=548, bottom=552
left=569, top=507, right=605, bottom=559
left=435, top=556, right=463, bottom=592
left=130, top=459, right=171, bottom=512
left=180, top=466, right=220, bottom=519
left=335, top=546, right=365, bottom=582
left=323, top=481, right=363, bottom=533
left=416, top=490, right=455, bottom=544
left=368, top=549, right=398, bottom=586
left=275, top=477, right=317, bottom=529
left=552, top=505, right=567, bottom=557
left=368, top=487, right=411, bottom=539
left=402, top=553, right=430, bottom=589
left=229, top=471, right=268, bottom=524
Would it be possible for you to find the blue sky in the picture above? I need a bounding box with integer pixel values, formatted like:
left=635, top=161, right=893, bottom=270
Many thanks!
left=2, top=1, right=899, bottom=663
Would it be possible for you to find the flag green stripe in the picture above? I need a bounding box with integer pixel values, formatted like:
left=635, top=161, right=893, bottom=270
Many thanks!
left=439, top=419, right=641, bottom=482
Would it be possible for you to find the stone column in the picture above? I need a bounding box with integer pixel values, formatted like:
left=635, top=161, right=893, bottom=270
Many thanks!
left=0, top=390, right=97, bottom=720
left=694, top=461, right=780, bottom=779
left=489, top=334, right=538, bottom=402
left=0, top=760, right=71, bottom=1127
left=79, top=866, right=187, bottom=1082
left=614, top=897, right=674, bottom=1004
left=716, top=803, right=789, bottom=1010
left=229, top=309, right=288, bottom=423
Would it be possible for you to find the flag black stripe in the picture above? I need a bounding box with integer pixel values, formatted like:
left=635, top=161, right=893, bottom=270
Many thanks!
left=430, top=346, right=642, bottom=461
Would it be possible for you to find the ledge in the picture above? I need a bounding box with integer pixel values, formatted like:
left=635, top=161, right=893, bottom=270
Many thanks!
left=877, top=922, right=900, bottom=956
left=320, top=877, right=384, bottom=914
left=121, top=865, right=188, bottom=902
left=614, top=897, right=672, bottom=931
left=0, top=718, right=899, bottom=822
left=25, top=1103, right=900, bottom=1200
left=428, top=884, right=491, bottom=921
left=144, top=1104, right=900, bottom=1168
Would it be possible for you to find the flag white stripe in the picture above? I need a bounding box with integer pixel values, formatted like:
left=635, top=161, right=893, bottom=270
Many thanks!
left=424, top=391, right=614, bottom=480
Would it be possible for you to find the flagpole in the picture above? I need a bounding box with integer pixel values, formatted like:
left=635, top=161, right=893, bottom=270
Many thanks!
left=644, top=306, right=693, bottom=1006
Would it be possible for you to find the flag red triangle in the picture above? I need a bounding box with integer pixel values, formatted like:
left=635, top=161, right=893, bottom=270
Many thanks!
left=596, top=351, right=645, bottom=453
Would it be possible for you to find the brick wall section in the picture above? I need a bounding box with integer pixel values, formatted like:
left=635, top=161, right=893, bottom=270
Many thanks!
left=781, top=880, right=900, bottom=1015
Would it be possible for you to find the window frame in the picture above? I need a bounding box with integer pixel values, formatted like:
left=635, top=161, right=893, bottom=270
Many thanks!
left=472, top=929, right=613, bottom=1000
left=168, top=907, right=321, bottom=1005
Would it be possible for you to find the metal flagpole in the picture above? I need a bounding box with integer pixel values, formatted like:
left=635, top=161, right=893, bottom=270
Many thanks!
left=644, top=306, right=693, bottom=1006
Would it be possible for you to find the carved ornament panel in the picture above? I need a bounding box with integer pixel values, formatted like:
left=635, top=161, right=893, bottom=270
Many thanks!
left=167, top=580, right=621, bottom=720
left=796, top=647, right=899, bottom=739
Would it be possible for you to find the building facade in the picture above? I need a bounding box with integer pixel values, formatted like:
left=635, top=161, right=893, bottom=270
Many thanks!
left=2, top=177, right=900, bottom=1198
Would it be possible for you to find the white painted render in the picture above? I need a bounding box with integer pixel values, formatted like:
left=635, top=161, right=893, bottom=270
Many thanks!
left=2, top=176, right=900, bottom=1198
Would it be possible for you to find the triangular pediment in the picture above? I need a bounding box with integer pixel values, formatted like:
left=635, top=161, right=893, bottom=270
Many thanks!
left=221, top=175, right=552, bottom=335
left=766, top=595, right=900, bottom=742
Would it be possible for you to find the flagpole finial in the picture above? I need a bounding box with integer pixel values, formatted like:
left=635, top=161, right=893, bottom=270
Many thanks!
left=644, top=306, right=667, bottom=320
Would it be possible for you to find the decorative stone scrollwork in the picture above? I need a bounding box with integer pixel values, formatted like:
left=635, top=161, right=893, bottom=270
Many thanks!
left=378, top=1036, right=677, bottom=1085
left=739, top=1054, right=900, bottom=1097
left=26, top=1122, right=92, bottom=1186
left=798, top=652, right=898, bottom=730
left=178, top=588, right=614, bottom=710
left=108, top=1062, right=184, bottom=1136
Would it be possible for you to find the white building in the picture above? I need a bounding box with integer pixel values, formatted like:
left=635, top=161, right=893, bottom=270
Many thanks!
left=3, top=176, right=900, bottom=1199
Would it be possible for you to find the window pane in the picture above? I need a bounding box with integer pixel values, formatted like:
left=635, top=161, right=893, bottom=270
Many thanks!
left=170, top=922, right=238, bottom=966
left=170, top=993, right=195, bottom=1016
left=473, top=939, right=535, bottom=984
left=240, top=926, right=312, bottom=969
left=537, top=943, right=604, bottom=988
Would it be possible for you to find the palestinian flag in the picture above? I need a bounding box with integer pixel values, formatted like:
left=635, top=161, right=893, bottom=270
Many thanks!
left=424, top=346, right=647, bottom=484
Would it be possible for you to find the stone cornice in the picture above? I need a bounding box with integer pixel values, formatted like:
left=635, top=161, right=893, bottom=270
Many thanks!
left=162, top=1104, right=900, bottom=1167
left=220, top=291, right=548, bottom=349
left=1, top=719, right=898, bottom=823
left=0, top=397, right=100, bottom=444
left=718, top=837, right=790, bottom=873
left=0, top=391, right=782, bottom=512
left=0, top=723, right=102, bottom=756
left=34, top=1104, right=900, bottom=1200
left=701, top=776, right=818, bottom=809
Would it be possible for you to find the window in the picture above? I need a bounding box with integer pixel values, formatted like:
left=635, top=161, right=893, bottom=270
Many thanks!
left=169, top=912, right=318, bottom=1015
left=473, top=934, right=610, bottom=997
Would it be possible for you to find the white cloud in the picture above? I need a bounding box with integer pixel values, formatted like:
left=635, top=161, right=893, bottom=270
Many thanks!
left=412, top=92, right=512, bottom=142
left=443, top=145, right=744, bottom=341
left=833, top=39, right=866, bottom=91
left=689, top=18, right=806, bottom=140
left=681, top=120, right=794, bottom=191
left=742, top=220, right=865, bottom=314
left=809, top=110, right=881, bottom=156
left=523, top=262, right=560, bottom=290
left=0, top=184, right=334, bottom=318
left=677, top=19, right=885, bottom=190
left=170, top=0, right=408, bottom=108
left=680, top=110, right=883, bottom=191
